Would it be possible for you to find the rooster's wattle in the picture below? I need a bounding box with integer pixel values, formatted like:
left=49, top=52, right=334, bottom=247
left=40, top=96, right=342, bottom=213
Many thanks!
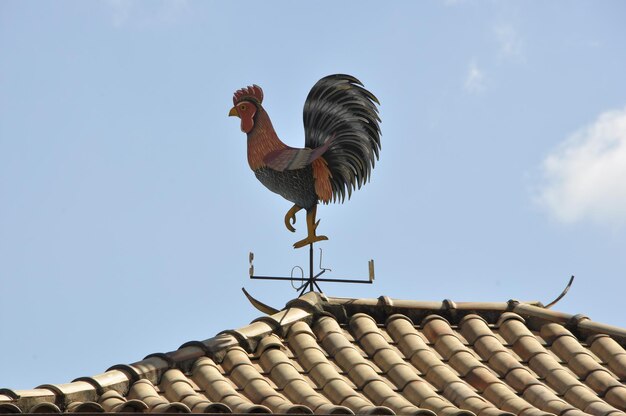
left=229, top=74, right=381, bottom=248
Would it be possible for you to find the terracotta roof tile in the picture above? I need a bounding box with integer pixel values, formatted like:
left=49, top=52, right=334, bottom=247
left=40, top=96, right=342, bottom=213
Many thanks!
left=192, top=356, right=271, bottom=414
left=258, top=336, right=350, bottom=415
left=0, top=404, right=21, bottom=414
left=588, top=335, right=626, bottom=381
left=2, top=293, right=626, bottom=415
left=29, top=402, right=62, bottom=413
left=99, top=389, right=148, bottom=413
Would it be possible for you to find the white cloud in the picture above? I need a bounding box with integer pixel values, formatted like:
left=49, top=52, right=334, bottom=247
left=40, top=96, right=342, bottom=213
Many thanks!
left=536, top=107, right=626, bottom=227
left=106, top=0, right=188, bottom=27
left=494, top=23, right=524, bottom=62
left=464, top=60, right=485, bottom=94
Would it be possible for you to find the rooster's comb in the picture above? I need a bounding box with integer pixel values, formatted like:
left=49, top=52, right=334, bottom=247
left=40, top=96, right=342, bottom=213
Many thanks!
left=233, top=85, right=264, bottom=105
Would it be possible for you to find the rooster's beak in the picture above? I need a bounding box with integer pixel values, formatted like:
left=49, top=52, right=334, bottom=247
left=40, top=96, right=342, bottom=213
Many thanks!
left=228, top=106, right=239, bottom=117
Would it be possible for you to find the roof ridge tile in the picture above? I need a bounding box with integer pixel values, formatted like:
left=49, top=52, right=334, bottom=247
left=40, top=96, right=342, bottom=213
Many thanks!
left=217, top=329, right=256, bottom=354
left=73, top=370, right=131, bottom=397
left=0, top=390, right=19, bottom=400
left=105, top=364, right=141, bottom=384
left=128, top=355, right=170, bottom=385
left=35, top=381, right=97, bottom=411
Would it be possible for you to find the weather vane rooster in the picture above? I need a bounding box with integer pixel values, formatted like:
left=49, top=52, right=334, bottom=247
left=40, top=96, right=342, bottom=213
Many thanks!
left=229, top=74, right=381, bottom=249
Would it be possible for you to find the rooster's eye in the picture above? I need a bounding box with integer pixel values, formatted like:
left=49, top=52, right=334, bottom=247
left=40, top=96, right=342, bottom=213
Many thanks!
left=240, top=104, right=247, bottom=111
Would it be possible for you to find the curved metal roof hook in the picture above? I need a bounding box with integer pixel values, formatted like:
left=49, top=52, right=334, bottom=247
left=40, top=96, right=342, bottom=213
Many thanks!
left=544, top=275, right=575, bottom=309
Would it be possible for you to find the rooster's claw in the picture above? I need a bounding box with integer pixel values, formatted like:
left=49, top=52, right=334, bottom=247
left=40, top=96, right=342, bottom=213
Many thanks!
left=293, top=235, right=328, bottom=249
left=284, top=204, right=302, bottom=233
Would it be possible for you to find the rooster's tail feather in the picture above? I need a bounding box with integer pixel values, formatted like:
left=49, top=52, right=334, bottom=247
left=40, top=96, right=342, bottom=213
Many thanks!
left=303, top=74, right=381, bottom=203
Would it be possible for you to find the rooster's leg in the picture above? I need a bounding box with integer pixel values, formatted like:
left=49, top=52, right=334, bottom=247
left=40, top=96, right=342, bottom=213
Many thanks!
left=293, top=205, right=328, bottom=249
left=284, top=204, right=301, bottom=232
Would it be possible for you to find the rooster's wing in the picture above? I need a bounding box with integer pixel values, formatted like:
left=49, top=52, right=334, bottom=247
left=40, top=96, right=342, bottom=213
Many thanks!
left=263, top=140, right=333, bottom=172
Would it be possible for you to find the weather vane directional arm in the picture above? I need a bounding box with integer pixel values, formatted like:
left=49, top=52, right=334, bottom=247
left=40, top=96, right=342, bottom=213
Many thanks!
left=248, top=243, right=374, bottom=296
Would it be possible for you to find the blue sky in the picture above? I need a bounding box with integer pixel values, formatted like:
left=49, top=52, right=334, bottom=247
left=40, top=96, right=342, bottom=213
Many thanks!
left=1, top=0, right=626, bottom=390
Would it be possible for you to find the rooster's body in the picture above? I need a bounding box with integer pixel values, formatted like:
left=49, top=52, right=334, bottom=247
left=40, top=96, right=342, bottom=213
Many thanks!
left=229, top=74, right=381, bottom=248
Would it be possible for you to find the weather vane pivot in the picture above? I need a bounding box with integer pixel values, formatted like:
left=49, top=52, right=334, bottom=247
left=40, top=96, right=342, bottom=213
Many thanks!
left=229, top=74, right=381, bottom=248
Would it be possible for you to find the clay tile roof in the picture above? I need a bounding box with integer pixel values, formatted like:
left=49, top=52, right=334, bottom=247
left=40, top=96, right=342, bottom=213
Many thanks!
left=2, top=293, right=626, bottom=415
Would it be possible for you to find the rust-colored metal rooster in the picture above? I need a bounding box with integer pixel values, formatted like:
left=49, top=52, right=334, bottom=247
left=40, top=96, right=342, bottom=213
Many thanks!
left=229, top=74, right=381, bottom=249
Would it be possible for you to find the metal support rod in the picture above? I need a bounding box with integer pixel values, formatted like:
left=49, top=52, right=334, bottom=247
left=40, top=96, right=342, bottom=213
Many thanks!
left=300, top=243, right=314, bottom=295
left=297, top=243, right=316, bottom=296
left=309, top=243, right=313, bottom=280
left=250, top=275, right=373, bottom=284
left=298, top=283, right=307, bottom=297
